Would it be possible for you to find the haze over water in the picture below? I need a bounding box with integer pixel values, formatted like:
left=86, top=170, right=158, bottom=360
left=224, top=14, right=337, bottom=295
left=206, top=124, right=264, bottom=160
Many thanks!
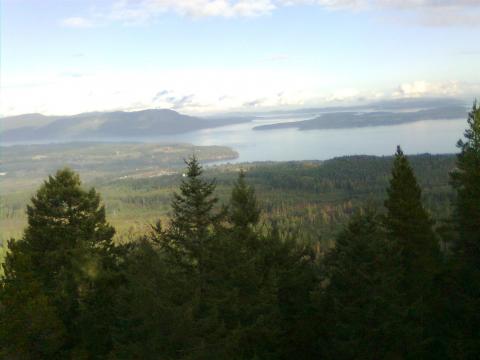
left=111, top=116, right=466, bottom=162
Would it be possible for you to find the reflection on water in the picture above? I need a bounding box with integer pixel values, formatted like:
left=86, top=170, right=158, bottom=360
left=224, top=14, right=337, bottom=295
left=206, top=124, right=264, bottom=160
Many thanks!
left=133, top=117, right=465, bottom=162
left=3, top=116, right=466, bottom=163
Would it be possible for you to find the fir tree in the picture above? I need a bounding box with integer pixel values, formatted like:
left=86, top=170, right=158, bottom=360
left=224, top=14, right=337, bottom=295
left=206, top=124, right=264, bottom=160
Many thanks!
left=229, top=170, right=260, bottom=230
left=450, top=101, right=480, bottom=266
left=110, top=238, right=194, bottom=359
left=316, top=210, right=406, bottom=359
left=219, top=171, right=281, bottom=358
left=448, top=101, right=480, bottom=358
left=384, top=146, right=439, bottom=292
left=0, top=239, right=66, bottom=359
left=148, top=156, right=228, bottom=358
left=163, top=155, right=222, bottom=267
left=383, top=146, right=440, bottom=358
left=0, top=168, right=117, bottom=357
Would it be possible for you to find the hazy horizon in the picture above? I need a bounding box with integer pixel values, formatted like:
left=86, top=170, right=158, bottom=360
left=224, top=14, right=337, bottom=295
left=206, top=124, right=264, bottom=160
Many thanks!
left=2, top=0, right=480, bottom=117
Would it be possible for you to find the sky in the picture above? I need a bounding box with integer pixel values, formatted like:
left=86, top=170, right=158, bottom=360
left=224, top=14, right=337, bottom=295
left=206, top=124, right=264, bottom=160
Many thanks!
left=2, top=0, right=480, bottom=116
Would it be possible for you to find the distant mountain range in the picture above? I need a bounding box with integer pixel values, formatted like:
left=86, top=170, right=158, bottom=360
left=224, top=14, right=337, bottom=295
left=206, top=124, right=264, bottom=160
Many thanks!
left=1, top=98, right=471, bottom=143
left=0, top=109, right=252, bottom=142
left=253, top=105, right=468, bottom=131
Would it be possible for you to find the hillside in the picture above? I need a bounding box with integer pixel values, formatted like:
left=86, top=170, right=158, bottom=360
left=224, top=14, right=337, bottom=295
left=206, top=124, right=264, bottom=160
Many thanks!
left=254, top=105, right=467, bottom=131
left=1, top=109, right=252, bottom=142
left=0, top=153, right=457, bottom=244
left=0, top=142, right=238, bottom=193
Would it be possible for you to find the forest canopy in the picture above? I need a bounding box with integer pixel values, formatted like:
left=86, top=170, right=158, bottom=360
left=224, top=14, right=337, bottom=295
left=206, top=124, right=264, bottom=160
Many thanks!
left=1, top=102, right=479, bottom=359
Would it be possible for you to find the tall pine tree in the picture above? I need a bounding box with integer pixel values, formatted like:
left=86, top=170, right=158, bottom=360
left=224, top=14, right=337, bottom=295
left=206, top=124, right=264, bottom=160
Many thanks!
left=162, top=155, right=222, bottom=269
left=149, top=156, right=228, bottom=358
left=0, top=168, right=117, bottom=358
left=229, top=170, right=260, bottom=231
left=316, top=210, right=406, bottom=359
left=384, top=146, right=439, bottom=291
left=448, top=101, right=480, bottom=358
left=384, top=146, right=440, bottom=358
left=450, top=101, right=480, bottom=266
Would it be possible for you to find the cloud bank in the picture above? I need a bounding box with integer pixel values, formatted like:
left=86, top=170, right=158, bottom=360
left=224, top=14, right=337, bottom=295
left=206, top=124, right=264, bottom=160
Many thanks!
left=61, top=0, right=480, bottom=27
left=2, top=67, right=478, bottom=116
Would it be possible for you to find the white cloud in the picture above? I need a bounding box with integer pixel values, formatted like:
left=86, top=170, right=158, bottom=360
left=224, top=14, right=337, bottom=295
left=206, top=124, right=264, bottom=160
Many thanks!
left=61, top=17, right=95, bottom=28
left=325, top=88, right=360, bottom=102
left=393, top=80, right=480, bottom=98
left=3, top=67, right=478, bottom=116
left=103, top=0, right=275, bottom=24
left=0, top=68, right=337, bottom=115
left=60, top=0, right=480, bottom=27
left=298, top=0, right=480, bottom=11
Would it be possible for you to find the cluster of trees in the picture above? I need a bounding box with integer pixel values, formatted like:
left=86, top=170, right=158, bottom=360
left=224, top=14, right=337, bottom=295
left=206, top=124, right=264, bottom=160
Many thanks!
left=0, top=150, right=456, bottom=245
left=1, top=103, right=479, bottom=359
left=90, top=152, right=455, bottom=246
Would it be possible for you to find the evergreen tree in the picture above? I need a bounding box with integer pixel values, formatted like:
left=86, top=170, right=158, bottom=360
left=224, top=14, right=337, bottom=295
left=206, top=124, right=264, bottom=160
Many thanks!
left=266, top=227, right=317, bottom=360
left=217, top=171, right=280, bottom=359
left=229, top=170, right=260, bottom=231
left=0, top=168, right=117, bottom=358
left=163, top=155, right=223, bottom=269
left=211, top=171, right=317, bottom=359
left=144, top=156, right=228, bottom=358
left=131, top=166, right=316, bottom=359
left=450, top=101, right=480, bottom=265
left=383, top=146, right=440, bottom=358
left=316, top=210, right=406, bottom=359
left=448, top=101, right=480, bottom=358
left=384, top=146, right=439, bottom=288
left=110, top=238, right=194, bottom=359
left=0, top=239, right=66, bottom=359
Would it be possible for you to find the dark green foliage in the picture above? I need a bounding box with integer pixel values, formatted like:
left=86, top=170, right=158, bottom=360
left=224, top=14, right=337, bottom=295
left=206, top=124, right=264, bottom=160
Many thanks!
left=316, top=210, right=406, bottom=359
left=448, top=102, right=480, bottom=358
left=163, top=155, right=223, bottom=267
left=111, top=238, right=195, bottom=359
left=110, top=162, right=318, bottom=359
left=0, top=168, right=120, bottom=358
left=229, top=170, right=261, bottom=229
left=0, top=242, right=65, bottom=359
left=1, top=152, right=457, bottom=246
left=450, top=101, right=480, bottom=265
left=384, top=146, right=440, bottom=292
left=383, top=146, right=441, bottom=358
left=2, top=105, right=479, bottom=359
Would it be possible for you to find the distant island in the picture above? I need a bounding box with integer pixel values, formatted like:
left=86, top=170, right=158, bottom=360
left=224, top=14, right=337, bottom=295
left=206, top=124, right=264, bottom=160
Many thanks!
left=0, top=109, right=253, bottom=142
left=254, top=105, right=468, bottom=131
left=1, top=98, right=470, bottom=142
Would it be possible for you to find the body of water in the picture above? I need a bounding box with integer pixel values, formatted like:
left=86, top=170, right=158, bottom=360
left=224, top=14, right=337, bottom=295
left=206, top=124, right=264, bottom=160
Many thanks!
left=2, top=115, right=466, bottom=162
left=123, top=116, right=466, bottom=162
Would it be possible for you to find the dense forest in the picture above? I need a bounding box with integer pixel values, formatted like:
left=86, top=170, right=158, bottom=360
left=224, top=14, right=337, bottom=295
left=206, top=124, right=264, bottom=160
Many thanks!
left=0, top=102, right=479, bottom=359
left=94, top=152, right=456, bottom=246
left=0, top=151, right=457, bottom=245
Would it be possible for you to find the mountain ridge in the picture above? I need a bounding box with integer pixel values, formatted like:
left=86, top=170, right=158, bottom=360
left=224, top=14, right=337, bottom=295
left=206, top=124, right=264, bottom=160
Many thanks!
left=1, top=109, right=253, bottom=142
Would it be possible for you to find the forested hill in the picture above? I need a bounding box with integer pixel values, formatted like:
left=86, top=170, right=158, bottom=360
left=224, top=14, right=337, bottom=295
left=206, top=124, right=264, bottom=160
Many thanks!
left=1, top=107, right=479, bottom=359
left=254, top=105, right=467, bottom=131
left=0, top=153, right=457, bottom=244
left=1, top=100, right=479, bottom=359
left=95, top=153, right=457, bottom=243
left=1, top=109, right=252, bottom=142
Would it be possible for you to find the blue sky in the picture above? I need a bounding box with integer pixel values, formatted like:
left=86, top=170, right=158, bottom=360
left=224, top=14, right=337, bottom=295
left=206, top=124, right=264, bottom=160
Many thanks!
left=2, top=0, right=480, bottom=115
